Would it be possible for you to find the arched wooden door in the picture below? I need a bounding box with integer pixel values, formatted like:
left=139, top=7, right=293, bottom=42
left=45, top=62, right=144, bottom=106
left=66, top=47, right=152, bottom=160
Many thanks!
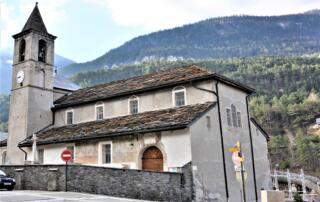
left=142, top=146, right=163, bottom=171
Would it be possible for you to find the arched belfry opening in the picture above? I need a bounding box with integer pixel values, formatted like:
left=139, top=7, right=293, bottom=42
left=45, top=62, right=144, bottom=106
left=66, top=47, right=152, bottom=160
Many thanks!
left=38, top=39, right=46, bottom=62
left=142, top=146, right=163, bottom=172
left=19, top=39, right=26, bottom=62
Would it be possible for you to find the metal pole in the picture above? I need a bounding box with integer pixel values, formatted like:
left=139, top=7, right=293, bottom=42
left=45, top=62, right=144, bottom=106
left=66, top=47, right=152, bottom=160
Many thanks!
left=240, top=143, right=246, bottom=202
left=274, top=169, right=279, bottom=191
left=301, top=169, right=306, bottom=201
left=287, top=169, right=292, bottom=200
left=240, top=161, right=246, bottom=202
left=65, top=161, right=68, bottom=192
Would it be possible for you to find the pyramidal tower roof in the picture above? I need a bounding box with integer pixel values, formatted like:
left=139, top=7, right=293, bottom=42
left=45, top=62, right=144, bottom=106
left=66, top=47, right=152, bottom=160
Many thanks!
left=13, top=2, right=56, bottom=39
left=22, top=2, right=48, bottom=33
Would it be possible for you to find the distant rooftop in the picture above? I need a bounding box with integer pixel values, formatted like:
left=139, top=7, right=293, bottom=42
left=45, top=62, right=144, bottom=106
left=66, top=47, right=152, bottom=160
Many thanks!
left=0, top=132, right=8, bottom=141
left=54, top=75, right=80, bottom=91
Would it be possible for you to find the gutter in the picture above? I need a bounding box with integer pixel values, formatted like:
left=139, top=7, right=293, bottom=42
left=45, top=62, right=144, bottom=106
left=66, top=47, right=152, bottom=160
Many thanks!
left=246, top=94, right=258, bottom=201
left=18, top=140, right=28, bottom=161
left=191, top=81, right=229, bottom=200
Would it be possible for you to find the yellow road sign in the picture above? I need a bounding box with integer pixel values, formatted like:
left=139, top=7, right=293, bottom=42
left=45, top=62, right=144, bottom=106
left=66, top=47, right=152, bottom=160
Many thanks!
left=228, top=147, right=238, bottom=153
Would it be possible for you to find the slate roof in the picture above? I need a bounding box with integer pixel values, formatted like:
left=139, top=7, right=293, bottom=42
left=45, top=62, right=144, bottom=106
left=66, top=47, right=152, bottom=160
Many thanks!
left=54, top=65, right=253, bottom=109
left=22, top=3, right=48, bottom=34
left=54, top=75, right=80, bottom=91
left=19, top=102, right=216, bottom=147
left=0, top=139, right=6, bottom=147
left=0, top=132, right=7, bottom=141
left=0, top=132, right=7, bottom=147
left=13, top=3, right=56, bottom=39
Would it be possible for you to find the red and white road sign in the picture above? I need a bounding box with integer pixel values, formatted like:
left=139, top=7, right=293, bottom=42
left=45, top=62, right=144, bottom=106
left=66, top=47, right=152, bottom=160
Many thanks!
left=232, top=151, right=243, bottom=166
left=61, top=150, right=73, bottom=162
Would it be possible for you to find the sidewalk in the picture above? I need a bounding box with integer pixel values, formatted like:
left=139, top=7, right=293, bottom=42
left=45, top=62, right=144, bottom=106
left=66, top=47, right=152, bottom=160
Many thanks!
left=0, top=190, right=151, bottom=202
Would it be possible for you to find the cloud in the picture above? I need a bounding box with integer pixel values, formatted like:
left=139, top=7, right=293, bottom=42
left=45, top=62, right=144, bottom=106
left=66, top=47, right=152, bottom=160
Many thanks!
left=84, top=0, right=320, bottom=31
left=0, top=0, right=68, bottom=50
left=0, top=2, right=19, bottom=49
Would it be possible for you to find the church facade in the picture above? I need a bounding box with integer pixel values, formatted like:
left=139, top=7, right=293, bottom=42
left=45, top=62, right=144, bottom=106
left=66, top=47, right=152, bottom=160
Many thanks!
left=0, top=4, right=271, bottom=202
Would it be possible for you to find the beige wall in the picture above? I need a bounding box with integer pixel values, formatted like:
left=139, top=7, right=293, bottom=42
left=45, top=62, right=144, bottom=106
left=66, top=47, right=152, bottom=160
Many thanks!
left=24, top=129, right=192, bottom=172
left=0, top=147, right=7, bottom=165
left=54, top=80, right=215, bottom=126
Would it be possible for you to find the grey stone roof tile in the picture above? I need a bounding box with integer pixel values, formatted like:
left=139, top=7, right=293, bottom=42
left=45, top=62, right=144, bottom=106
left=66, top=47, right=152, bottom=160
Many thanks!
left=19, top=102, right=216, bottom=146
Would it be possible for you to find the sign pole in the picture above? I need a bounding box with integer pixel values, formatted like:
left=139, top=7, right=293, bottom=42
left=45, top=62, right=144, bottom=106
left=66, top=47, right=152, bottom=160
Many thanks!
left=240, top=159, right=246, bottom=202
left=65, top=160, right=68, bottom=192
left=229, top=141, right=246, bottom=202
left=61, top=149, right=72, bottom=192
left=239, top=142, right=246, bottom=202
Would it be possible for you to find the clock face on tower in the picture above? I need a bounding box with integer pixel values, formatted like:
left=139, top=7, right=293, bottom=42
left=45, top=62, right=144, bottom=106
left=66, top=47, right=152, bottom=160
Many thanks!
left=16, top=70, right=25, bottom=84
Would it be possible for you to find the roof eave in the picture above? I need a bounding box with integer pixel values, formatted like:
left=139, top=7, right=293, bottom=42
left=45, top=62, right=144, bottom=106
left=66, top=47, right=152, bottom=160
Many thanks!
left=53, top=74, right=254, bottom=110
left=12, top=29, right=57, bottom=40
left=213, top=74, right=255, bottom=94
left=53, top=75, right=215, bottom=110
left=19, top=124, right=188, bottom=147
left=250, top=118, right=270, bottom=141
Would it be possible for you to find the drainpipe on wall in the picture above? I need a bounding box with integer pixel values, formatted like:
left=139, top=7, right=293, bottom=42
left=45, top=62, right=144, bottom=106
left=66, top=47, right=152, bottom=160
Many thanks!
left=246, top=94, right=258, bottom=201
left=18, top=145, right=28, bottom=161
left=190, top=81, right=229, bottom=201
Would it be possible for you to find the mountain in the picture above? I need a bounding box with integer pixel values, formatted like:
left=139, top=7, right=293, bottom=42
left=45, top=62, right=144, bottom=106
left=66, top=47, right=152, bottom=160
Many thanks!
left=0, top=50, right=75, bottom=93
left=61, top=11, right=320, bottom=76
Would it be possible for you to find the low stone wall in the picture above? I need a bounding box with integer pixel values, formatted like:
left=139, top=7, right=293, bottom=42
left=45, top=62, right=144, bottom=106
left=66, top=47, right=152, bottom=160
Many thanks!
left=0, top=163, right=193, bottom=201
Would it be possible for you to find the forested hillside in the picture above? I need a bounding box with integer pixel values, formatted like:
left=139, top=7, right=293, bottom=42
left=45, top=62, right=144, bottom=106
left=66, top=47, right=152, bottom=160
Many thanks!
left=70, top=56, right=320, bottom=174
left=61, top=11, right=320, bottom=76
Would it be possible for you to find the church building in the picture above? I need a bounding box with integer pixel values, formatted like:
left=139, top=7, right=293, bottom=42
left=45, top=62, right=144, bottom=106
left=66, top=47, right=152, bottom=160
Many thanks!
left=0, top=4, right=271, bottom=202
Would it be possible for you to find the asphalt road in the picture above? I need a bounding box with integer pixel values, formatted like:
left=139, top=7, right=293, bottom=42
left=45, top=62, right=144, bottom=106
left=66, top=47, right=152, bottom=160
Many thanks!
left=0, top=190, right=150, bottom=202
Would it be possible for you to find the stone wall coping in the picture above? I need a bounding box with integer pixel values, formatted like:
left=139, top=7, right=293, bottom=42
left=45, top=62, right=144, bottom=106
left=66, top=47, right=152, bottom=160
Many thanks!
left=1, top=164, right=183, bottom=175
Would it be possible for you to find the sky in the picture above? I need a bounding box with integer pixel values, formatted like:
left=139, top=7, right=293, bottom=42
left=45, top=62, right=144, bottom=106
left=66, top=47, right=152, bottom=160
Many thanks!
left=0, top=0, right=319, bottom=63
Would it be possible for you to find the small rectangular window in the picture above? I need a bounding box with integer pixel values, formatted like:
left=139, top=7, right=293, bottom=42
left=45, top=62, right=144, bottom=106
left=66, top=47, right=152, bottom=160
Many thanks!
left=66, top=111, right=73, bottom=125
left=96, top=105, right=104, bottom=120
left=66, top=146, right=75, bottom=163
left=226, top=108, right=232, bottom=126
left=103, top=144, right=111, bottom=164
left=130, top=100, right=139, bottom=114
left=175, top=91, right=185, bottom=106
left=38, top=149, right=44, bottom=164
left=237, top=112, right=242, bottom=128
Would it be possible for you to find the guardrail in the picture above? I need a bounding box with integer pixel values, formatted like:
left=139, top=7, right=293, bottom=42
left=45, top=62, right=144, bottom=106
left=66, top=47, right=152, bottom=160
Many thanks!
left=271, top=169, right=320, bottom=201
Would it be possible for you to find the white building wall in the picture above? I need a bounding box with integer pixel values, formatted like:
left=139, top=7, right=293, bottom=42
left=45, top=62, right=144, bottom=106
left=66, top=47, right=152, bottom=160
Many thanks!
left=54, top=80, right=214, bottom=127
left=161, top=130, right=192, bottom=169
left=24, top=129, right=192, bottom=172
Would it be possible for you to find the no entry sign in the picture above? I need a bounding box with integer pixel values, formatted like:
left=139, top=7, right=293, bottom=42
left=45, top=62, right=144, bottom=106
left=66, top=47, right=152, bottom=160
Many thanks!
left=61, top=150, right=73, bottom=162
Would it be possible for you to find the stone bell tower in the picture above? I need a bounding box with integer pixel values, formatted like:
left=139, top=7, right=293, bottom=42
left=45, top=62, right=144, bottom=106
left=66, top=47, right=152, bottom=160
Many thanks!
left=7, top=3, right=56, bottom=164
